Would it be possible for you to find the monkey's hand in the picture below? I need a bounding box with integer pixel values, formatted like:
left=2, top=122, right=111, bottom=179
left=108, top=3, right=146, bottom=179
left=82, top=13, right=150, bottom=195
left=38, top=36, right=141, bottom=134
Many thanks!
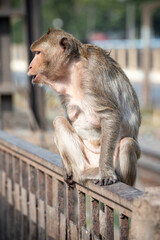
left=95, top=166, right=118, bottom=186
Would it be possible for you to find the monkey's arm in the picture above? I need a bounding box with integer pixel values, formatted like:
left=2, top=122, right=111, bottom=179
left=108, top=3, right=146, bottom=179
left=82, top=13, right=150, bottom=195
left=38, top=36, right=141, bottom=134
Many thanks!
left=99, top=111, right=121, bottom=185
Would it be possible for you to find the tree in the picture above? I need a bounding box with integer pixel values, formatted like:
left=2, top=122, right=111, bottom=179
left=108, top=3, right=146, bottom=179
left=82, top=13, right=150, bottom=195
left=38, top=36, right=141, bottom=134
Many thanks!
left=41, top=0, right=127, bottom=41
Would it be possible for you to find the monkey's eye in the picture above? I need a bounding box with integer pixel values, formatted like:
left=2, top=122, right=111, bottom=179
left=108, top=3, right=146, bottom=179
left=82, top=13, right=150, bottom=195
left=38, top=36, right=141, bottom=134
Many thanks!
left=35, top=51, right=41, bottom=55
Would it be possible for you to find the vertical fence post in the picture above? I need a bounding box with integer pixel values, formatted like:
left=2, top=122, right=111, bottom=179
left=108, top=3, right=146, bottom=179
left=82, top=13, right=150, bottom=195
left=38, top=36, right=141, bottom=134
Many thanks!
left=21, top=161, right=29, bottom=240
left=57, top=180, right=65, bottom=240
left=46, top=174, right=54, bottom=240
left=66, top=185, right=76, bottom=239
left=106, top=206, right=114, bottom=240
left=38, top=170, right=46, bottom=240
left=78, top=191, right=86, bottom=239
left=91, top=198, right=100, bottom=239
left=29, top=165, right=38, bottom=240
left=119, top=214, right=129, bottom=240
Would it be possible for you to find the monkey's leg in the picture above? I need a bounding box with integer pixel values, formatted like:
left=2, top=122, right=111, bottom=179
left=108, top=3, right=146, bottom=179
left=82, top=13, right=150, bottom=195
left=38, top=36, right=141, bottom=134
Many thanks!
left=53, top=116, right=89, bottom=184
left=97, top=115, right=121, bottom=185
left=115, top=137, right=141, bottom=186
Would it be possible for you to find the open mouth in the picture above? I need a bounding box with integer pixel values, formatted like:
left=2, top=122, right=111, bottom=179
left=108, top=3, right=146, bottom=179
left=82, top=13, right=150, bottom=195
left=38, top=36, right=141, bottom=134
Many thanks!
left=32, top=74, right=38, bottom=83
left=31, top=74, right=44, bottom=87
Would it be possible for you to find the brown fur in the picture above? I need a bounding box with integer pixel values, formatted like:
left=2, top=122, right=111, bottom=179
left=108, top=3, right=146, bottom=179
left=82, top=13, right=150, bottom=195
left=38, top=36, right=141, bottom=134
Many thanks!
left=28, top=28, right=141, bottom=186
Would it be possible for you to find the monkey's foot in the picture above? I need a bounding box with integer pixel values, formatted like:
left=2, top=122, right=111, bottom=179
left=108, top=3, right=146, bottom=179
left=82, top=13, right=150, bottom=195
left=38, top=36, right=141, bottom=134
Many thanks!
left=94, top=169, right=118, bottom=186
left=63, top=170, right=74, bottom=185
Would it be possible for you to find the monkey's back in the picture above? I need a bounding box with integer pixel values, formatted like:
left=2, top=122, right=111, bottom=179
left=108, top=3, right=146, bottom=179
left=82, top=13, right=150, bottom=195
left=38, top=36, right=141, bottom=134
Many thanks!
left=82, top=44, right=141, bottom=138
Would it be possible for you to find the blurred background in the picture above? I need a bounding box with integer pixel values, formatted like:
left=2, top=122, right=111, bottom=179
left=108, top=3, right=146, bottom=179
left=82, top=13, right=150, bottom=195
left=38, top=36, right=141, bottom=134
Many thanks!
left=0, top=0, right=160, bottom=190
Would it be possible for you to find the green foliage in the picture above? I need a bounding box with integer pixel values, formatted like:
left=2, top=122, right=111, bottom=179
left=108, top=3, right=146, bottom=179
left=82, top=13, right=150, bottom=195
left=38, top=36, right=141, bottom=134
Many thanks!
left=41, top=0, right=74, bottom=33
left=11, top=18, right=25, bottom=43
left=10, top=0, right=25, bottom=43
left=41, top=0, right=127, bottom=41
left=11, top=0, right=23, bottom=8
left=10, top=0, right=160, bottom=43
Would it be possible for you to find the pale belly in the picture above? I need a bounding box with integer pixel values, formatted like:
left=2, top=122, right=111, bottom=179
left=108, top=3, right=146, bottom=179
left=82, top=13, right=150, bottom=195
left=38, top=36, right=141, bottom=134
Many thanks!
left=67, top=102, right=120, bottom=168
left=72, top=112, right=101, bottom=167
left=82, top=139, right=100, bottom=167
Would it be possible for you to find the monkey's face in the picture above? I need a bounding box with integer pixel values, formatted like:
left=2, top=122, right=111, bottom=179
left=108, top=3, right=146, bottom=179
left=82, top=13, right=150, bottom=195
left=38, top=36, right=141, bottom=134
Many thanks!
left=28, top=49, right=47, bottom=84
left=28, top=28, right=80, bottom=85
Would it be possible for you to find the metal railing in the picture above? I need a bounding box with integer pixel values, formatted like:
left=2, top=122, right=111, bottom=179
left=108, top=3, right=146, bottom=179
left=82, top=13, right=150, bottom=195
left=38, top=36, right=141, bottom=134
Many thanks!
left=0, top=130, right=143, bottom=240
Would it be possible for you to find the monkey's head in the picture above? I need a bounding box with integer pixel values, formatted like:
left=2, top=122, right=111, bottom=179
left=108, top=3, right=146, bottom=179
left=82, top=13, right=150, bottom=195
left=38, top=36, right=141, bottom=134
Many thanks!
left=28, top=28, right=82, bottom=85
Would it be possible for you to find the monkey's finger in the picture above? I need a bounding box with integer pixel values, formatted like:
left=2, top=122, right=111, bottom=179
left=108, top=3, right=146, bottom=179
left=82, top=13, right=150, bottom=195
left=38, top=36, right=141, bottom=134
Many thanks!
left=67, top=174, right=72, bottom=180
left=88, top=179, right=99, bottom=184
left=107, top=179, right=113, bottom=185
left=104, top=177, right=118, bottom=185
left=113, top=179, right=118, bottom=183
left=104, top=178, right=109, bottom=185
left=66, top=179, right=75, bottom=186
left=99, top=179, right=104, bottom=186
left=93, top=179, right=99, bottom=184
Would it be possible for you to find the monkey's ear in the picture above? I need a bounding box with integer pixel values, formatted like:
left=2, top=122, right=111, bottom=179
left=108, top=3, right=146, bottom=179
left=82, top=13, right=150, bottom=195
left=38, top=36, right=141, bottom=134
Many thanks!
left=59, top=37, right=71, bottom=53
left=47, top=28, right=54, bottom=34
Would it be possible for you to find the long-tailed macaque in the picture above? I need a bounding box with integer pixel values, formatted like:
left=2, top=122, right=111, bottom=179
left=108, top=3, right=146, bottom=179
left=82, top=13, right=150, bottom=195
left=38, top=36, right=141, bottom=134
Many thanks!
left=28, top=28, right=141, bottom=186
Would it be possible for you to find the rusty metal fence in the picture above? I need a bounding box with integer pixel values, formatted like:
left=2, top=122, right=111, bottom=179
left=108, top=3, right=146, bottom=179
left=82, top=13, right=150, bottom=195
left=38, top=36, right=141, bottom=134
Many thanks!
left=0, top=130, right=143, bottom=240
